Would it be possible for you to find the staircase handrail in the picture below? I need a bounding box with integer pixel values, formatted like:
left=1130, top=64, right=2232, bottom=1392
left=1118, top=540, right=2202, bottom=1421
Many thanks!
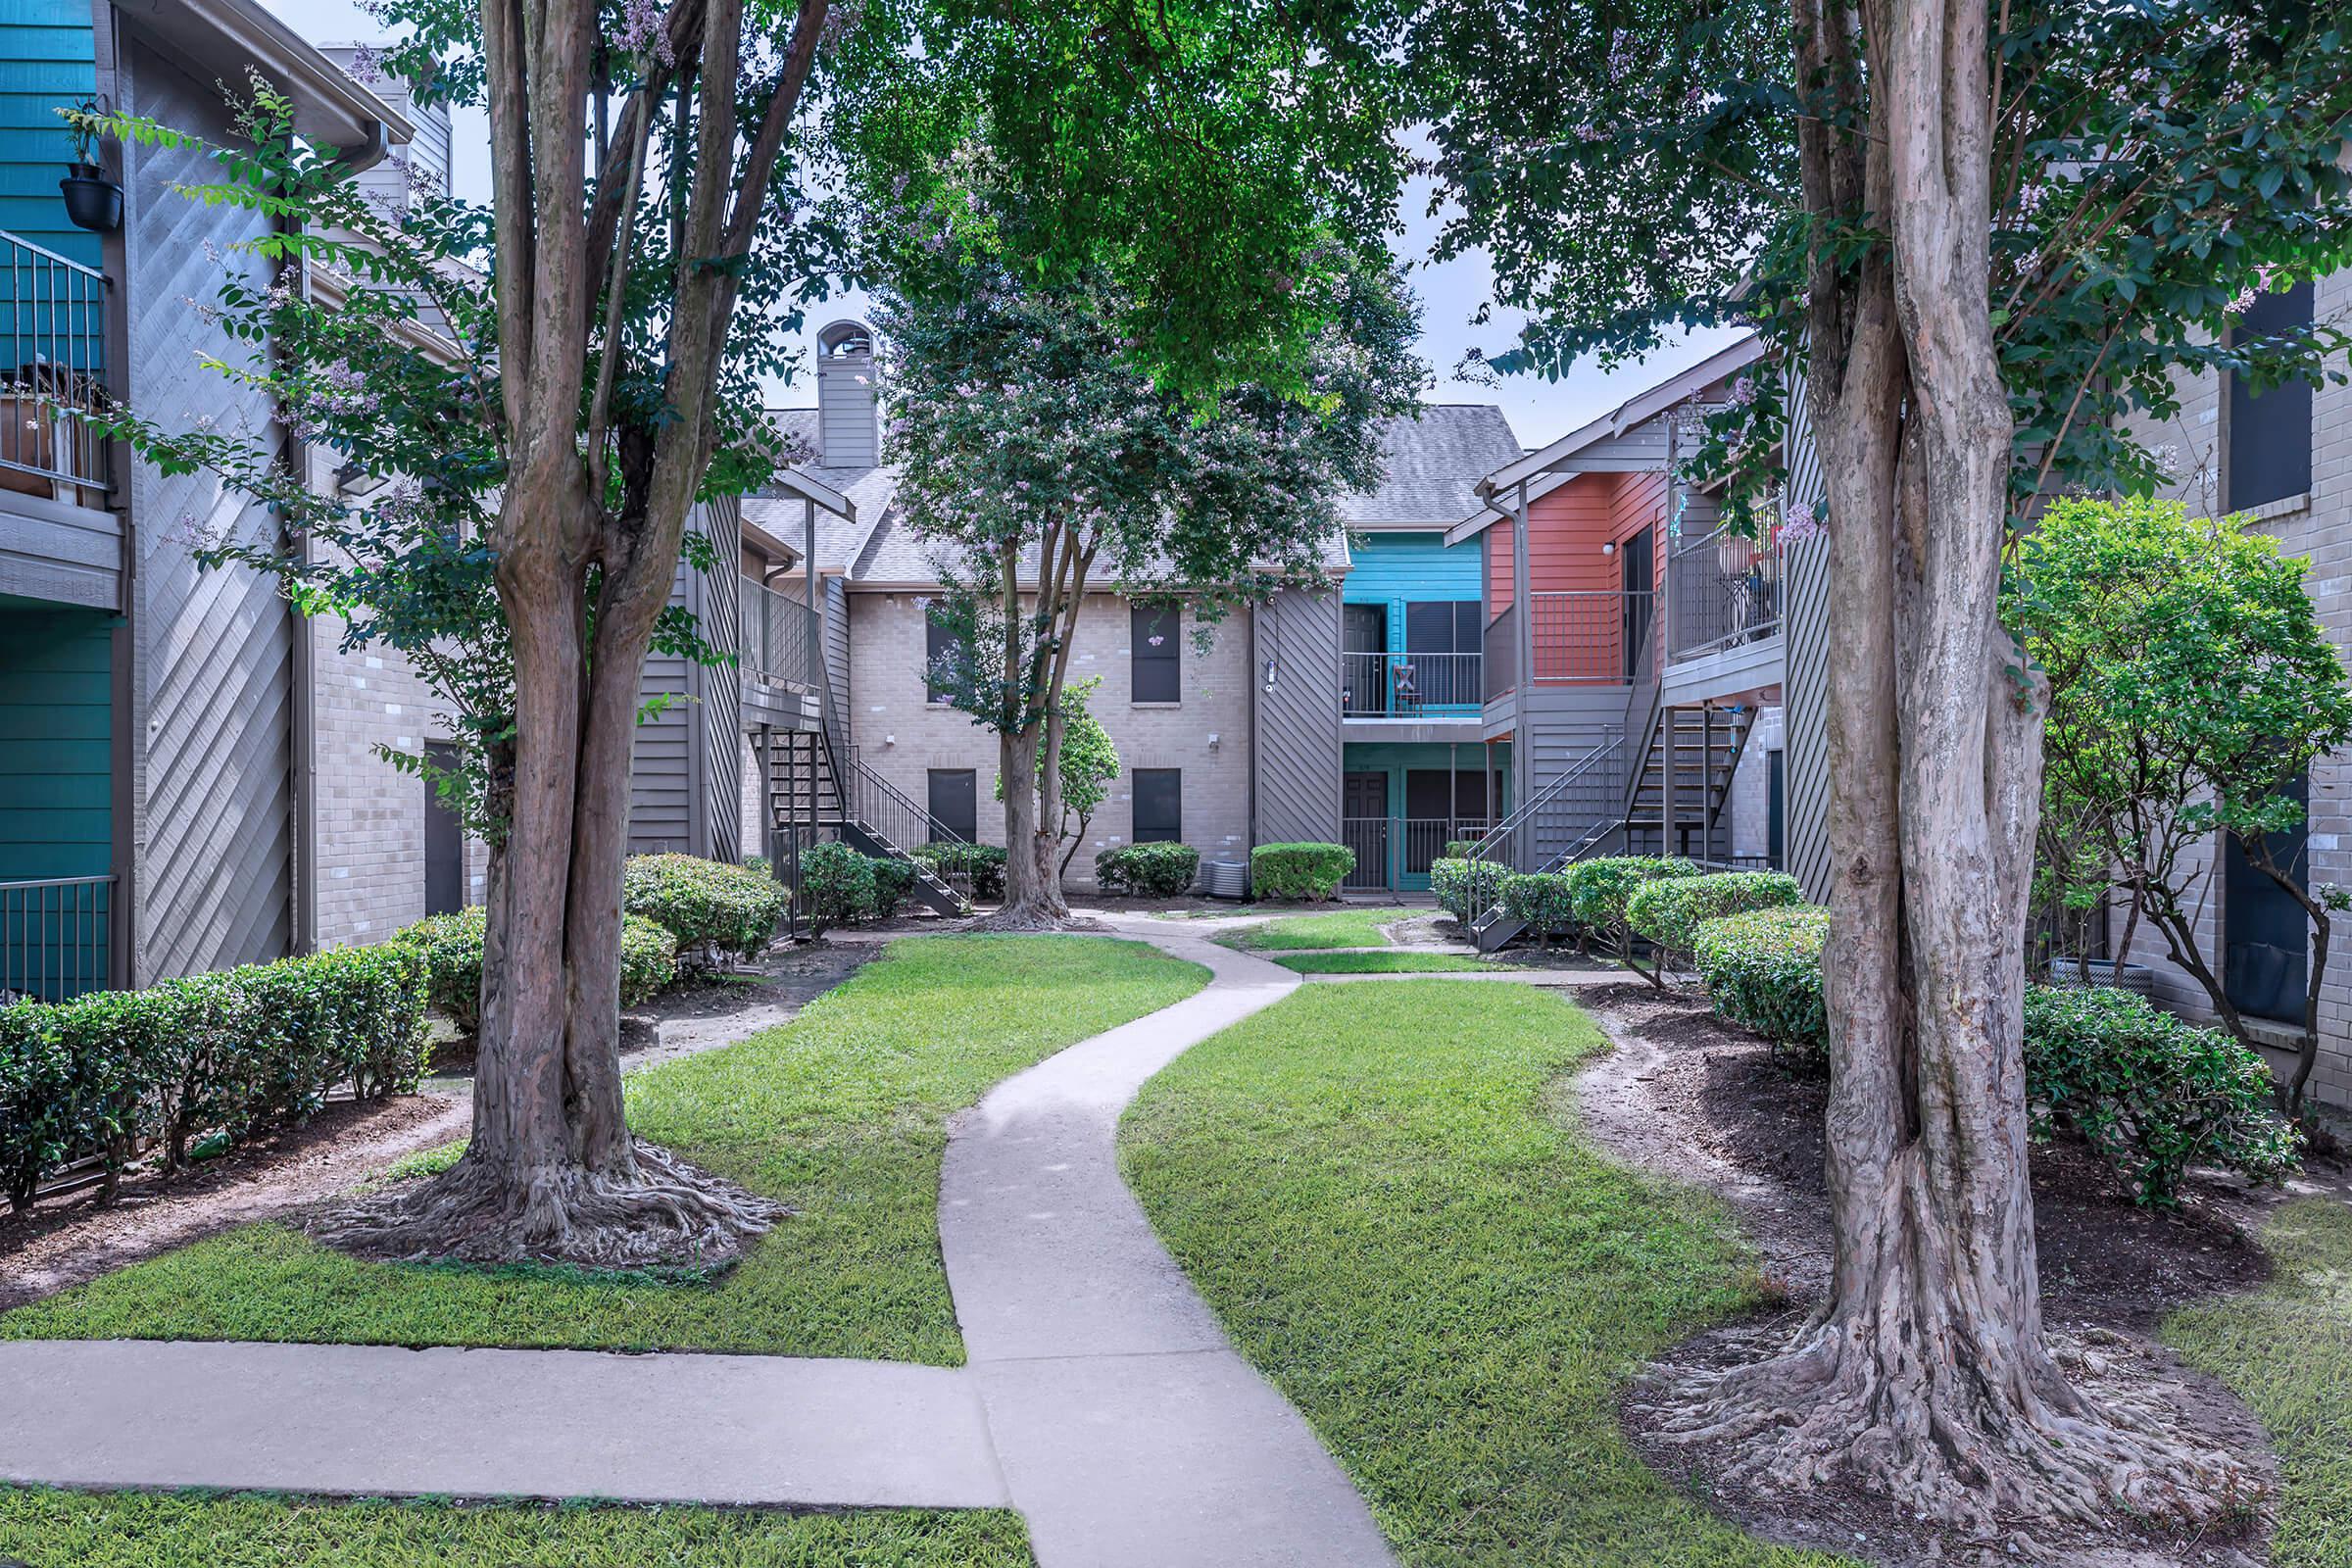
left=1464, top=735, right=1622, bottom=873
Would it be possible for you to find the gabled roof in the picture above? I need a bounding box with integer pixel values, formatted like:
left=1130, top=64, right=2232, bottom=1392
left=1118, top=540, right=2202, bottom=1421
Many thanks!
left=1339, top=405, right=1524, bottom=527
left=140, top=0, right=413, bottom=162
left=740, top=407, right=899, bottom=572
left=1476, top=335, right=1764, bottom=496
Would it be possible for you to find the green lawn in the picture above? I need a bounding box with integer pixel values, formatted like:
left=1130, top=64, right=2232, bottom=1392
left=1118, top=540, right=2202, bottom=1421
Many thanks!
left=1120, top=980, right=1843, bottom=1568
left=1218, top=909, right=1397, bottom=951
left=2, top=936, right=1205, bottom=1361
left=1272, top=951, right=1505, bottom=974
left=0, top=1491, right=1031, bottom=1568
left=2164, top=1199, right=2352, bottom=1568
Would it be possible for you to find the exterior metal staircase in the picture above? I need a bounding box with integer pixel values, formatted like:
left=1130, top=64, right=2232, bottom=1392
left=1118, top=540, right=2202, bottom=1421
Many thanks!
left=1622, top=702, right=1754, bottom=858
left=761, top=693, right=972, bottom=917
left=1463, top=737, right=1624, bottom=952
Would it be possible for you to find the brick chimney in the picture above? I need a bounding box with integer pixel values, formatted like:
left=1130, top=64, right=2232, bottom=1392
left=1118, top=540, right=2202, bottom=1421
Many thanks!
left=815, top=319, right=877, bottom=467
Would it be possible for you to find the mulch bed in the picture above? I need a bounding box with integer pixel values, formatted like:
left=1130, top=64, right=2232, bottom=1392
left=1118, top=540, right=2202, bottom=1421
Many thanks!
left=1574, top=982, right=2297, bottom=1568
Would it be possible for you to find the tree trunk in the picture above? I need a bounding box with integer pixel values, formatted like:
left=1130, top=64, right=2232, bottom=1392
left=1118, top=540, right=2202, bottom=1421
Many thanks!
left=1642, top=0, right=2261, bottom=1539
left=997, top=722, right=1070, bottom=925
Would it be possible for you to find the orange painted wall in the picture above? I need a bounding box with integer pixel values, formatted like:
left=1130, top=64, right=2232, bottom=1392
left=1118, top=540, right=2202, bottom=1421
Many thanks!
left=1484, top=470, right=1667, bottom=683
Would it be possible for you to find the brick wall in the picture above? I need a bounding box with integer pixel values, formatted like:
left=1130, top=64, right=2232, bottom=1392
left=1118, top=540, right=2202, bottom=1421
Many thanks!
left=308, top=617, right=486, bottom=947
left=2114, top=269, right=2352, bottom=1109
left=1728, top=705, right=1785, bottom=866
left=845, top=590, right=1255, bottom=885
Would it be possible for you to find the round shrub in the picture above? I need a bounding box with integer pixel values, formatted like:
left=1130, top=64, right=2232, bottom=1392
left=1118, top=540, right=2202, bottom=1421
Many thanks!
left=915, top=842, right=1006, bottom=902
left=394, top=906, right=675, bottom=1031
left=1499, top=872, right=1579, bottom=941
left=1563, top=857, right=1704, bottom=932
left=1250, top=843, right=1353, bottom=901
left=622, top=854, right=789, bottom=964
left=799, top=841, right=878, bottom=934
left=1692, top=904, right=1830, bottom=1058
left=1096, top=842, right=1200, bottom=898
left=2021, top=985, right=2301, bottom=1204
left=867, top=855, right=921, bottom=919
left=1429, top=857, right=1506, bottom=922
left=1628, top=871, right=1804, bottom=956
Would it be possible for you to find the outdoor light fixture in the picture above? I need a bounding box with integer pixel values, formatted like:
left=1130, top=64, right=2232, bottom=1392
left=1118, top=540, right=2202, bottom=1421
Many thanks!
left=1601, top=540, right=1616, bottom=557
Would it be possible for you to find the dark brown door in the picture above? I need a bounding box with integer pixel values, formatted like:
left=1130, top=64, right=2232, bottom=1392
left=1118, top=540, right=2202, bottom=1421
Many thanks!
left=1343, top=771, right=1390, bottom=889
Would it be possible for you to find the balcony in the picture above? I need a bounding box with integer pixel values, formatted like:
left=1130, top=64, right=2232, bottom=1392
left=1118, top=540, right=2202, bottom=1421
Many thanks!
left=1342, top=651, right=1483, bottom=718
left=1484, top=590, right=1654, bottom=695
left=0, top=230, right=116, bottom=610
left=1661, top=524, right=1784, bottom=705
left=1, top=874, right=115, bottom=1004
left=739, top=574, right=823, bottom=728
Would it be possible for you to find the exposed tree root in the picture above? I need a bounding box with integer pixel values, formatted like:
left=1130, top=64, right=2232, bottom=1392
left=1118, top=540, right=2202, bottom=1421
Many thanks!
left=312, top=1140, right=786, bottom=1273
left=971, top=904, right=1106, bottom=933
left=1634, top=1318, right=2272, bottom=1557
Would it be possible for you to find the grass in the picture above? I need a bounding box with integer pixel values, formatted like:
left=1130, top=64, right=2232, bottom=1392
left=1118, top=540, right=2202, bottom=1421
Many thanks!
left=1271, top=951, right=1506, bottom=974
left=2, top=935, right=1205, bottom=1362
left=2164, top=1199, right=2352, bottom=1568
left=0, top=1490, right=1032, bottom=1567
left=1218, top=908, right=1397, bottom=951
left=1120, top=980, right=1844, bottom=1568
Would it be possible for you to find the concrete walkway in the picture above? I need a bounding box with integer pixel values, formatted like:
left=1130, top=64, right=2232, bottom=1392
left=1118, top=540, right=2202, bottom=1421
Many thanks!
left=0, top=921, right=1396, bottom=1568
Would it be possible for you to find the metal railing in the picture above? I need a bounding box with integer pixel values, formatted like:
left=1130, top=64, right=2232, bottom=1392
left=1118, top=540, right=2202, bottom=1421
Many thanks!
left=1341, top=651, right=1484, bottom=716
left=2, top=875, right=115, bottom=1004
left=741, top=575, right=821, bottom=693
left=1485, top=592, right=1654, bottom=693
left=0, top=230, right=110, bottom=504
left=1464, top=734, right=1625, bottom=910
left=1668, top=524, right=1781, bottom=661
left=1342, top=816, right=1493, bottom=890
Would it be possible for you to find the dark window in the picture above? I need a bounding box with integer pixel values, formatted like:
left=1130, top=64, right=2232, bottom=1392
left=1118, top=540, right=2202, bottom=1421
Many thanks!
left=2228, top=281, right=2315, bottom=513
left=1343, top=604, right=1388, bottom=714
left=1621, top=526, right=1655, bottom=679
left=2224, top=765, right=2309, bottom=1022
left=423, top=741, right=464, bottom=915
left=926, top=768, right=977, bottom=844
left=1131, top=605, right=1181, bottom=703
left=1132, top=768, right=1182, bottom=843
left=924, top=617, right=957, bottom=705
left=1766, top=750, right=1786, bottom=871
left=1402, top=602, right=1484, bottom=707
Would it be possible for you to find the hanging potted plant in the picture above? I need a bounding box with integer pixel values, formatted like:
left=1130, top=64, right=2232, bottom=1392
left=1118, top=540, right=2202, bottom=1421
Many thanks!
left=60, top=102, right=121, bottom=233
left=1714, top=528, right=1756, bottom=577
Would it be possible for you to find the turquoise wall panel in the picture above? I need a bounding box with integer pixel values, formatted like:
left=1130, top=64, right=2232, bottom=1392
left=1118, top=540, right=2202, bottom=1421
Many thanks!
left=0, top=602, right=111, bottom=879
left=0, top=0, right=100, bottom=269
left=1343, top=531, right=1484, bottom=608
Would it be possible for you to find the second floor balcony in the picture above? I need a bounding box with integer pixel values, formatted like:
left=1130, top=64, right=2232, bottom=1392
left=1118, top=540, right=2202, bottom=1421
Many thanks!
left=1484, top=589, right=1655, bottom=695
left=0, top=230, right=110, bottom=511
left=1342, top=650, right=1484, bottom=717
left=1666, top=523, right=1782, bottom=662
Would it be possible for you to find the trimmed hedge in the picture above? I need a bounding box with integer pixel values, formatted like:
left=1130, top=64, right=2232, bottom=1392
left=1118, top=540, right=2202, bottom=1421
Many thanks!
left=2022, top=985, right=2302, bottom=1204
left=1563, top=857, right=1704, bottom=931
left=800, top=842, right=881, bottom=933
left=1499, top=872, right=1579, bottom=943
left=1692, top=904, right=1830, bottom=1057
left=392, top=906, right=676, bottom=1033
left=1429, top=857, right=1506, bottom=922
left=1, top=944, right=429, bottom=1210
left=1691, top=906, right=2305, bottom=1205
left=621, top=854, right=789, bottom=964
left=1250, top=843, right=1353, bottom=902
left=915, top=842, right=1007, bottom=902
left=1096, top=842, right=1201, bottom=898
left=1628, top=871, right=1804, bottom=957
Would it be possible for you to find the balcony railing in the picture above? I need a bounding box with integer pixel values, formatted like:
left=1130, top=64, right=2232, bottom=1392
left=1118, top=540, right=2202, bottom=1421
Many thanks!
left=1342, top=816, right=1494, bottom=890
left=1341, top=651, right=1483, bottom=716
left=1485, top=590, right=1655, bottom=695
left=1668, top=524, right=1781, bottom=661
left=0, top=230, right=109, bottom=506
left=2, top=875, right=115, bottom=1004
left=741, top=575, right=821, bottom=694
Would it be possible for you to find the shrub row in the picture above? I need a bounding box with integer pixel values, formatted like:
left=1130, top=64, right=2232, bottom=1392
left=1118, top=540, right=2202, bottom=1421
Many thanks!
left=1628, top=870, right=1803, bottom=956
left=1691, top=902, right=2302, bottom=1203
left=1, top=944, right=430, bottom=1211
left=392, top=906, right=676, bottom=1033
left=915, top=842, right=1008, bottom=902
left=1429, top=857, right=1505, bottom=922
left=799, top=842, right=918, bottom=933
left=622, top=854, right=790, bottom=965
left=1097, top=842, right=1200, bottom=898
left=1250, top=843, right=1353, bottom=901
left=1499, top=872, right=1579, bottom=942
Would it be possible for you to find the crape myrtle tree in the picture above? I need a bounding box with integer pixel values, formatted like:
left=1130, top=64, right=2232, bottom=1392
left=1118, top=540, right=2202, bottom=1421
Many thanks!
left=874, top=202, right=1423, bottom=923
left=88, top=0, right=1415, bottom=1265
left=1411, top=0, right=2352, bottom=1540
left=995, top=676, right=1122, bottom=884
left=2011, top=496, right=2352, bottom=1114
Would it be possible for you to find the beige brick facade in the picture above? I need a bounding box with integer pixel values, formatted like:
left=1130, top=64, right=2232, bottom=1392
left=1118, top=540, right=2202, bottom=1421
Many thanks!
left=845, top=590, right=1255, bottom=886
left=2115, top=270, right=2352, bottom=1109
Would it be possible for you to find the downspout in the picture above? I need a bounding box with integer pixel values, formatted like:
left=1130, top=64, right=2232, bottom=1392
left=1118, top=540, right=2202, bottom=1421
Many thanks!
left=91, top=0, right=137, bottom=985
left=1510, top=479, right=1534, bottom=870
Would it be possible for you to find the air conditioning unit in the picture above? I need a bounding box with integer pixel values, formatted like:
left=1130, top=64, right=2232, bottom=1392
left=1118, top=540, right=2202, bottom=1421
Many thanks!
left=1201, top=859, right=1249, bottom=900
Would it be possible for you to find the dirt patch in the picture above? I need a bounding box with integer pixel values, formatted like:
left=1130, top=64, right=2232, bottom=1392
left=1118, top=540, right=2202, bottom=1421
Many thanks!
left=1576, top=984, right=2290, bottom=1568
left=0, top=941, right=874, bottom=1309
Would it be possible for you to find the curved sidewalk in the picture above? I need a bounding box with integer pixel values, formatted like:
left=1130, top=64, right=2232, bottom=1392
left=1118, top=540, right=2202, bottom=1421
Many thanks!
left=0, top=922, right=1396, bottom=1568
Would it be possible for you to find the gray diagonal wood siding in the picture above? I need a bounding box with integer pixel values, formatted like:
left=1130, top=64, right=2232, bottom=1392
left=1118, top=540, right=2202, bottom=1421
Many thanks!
left=1252, top=590, right=1343, bottom=844
left=700, top=498, right=742, bottom=861
left=122, top=36, right=293, bottom=978
left=1779, top=364, right=1835, bottom=903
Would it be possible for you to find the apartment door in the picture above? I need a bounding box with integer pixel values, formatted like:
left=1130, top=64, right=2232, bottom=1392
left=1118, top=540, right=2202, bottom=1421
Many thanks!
left=1342, top=771, right=1390, bottom=889
left=423, top=741, right=464, bottom=915
left=1766, top=750, right=1786, bottom=871
left=1343, top=604, right=1388, bottom=715
left=1620, top=526, right=1654, bottom=679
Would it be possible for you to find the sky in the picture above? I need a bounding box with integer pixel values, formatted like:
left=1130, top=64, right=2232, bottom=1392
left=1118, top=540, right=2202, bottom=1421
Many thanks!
left=265, top=0, right=1748, bottom=452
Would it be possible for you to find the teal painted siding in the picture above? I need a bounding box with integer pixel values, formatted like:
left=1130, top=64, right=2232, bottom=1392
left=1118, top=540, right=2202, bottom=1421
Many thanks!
left=1342, top=532, right=1488, bottom=713
left=0, top=1, right=99, bottom=267
left=1340, top=739, right=1508, bottom=890
left=0, top=600, right=111, bottom=879
left=1343, top=531, right=1483, bottom=609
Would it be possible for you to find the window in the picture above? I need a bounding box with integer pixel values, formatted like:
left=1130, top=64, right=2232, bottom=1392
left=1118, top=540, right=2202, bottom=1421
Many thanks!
left=2224, top=765, right=2308, bottom=1023
left=927, top=769, right=977, bottom=845
left=1403, top=601, right=1484, bottom=707
left=423, top=741, right=464, bottom=915
left=924, top=617, right=957, bottom=705
left=1132, top=768, right=1183, bottom=843
left=2228, top=280, right=2315, bottom=513
left=1131, top=605, right=1181, bottom=703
